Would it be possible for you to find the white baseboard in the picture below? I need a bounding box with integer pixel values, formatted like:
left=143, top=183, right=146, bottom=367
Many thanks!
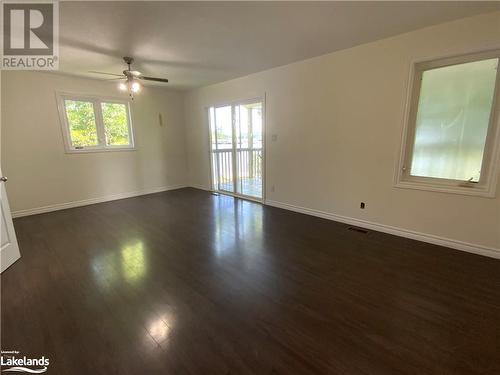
left=265, top=199, right=500, bottom=260
left=189, top=184, right=211, bottom=191
left=12, top=184, right=187, bottom=218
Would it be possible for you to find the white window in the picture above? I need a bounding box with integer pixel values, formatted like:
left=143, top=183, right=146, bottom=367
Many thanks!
left=57, top=93, right=135, bottom=152
left=396, top=50, right=500, bottom=197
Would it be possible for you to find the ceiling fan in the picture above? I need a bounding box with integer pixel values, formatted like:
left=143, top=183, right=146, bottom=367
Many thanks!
left=90, top=57, right=169, bottom=97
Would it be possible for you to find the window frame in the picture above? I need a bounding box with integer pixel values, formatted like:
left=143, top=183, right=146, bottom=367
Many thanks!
left=56, top=92, right=135, bottom=153
left=395, top=49, right=500, bottom=198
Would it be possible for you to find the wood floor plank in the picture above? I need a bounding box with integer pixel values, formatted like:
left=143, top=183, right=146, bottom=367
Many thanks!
left=2, top=188, right=500, bottom=374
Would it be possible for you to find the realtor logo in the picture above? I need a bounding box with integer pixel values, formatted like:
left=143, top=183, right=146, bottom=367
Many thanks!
left=1, top=350, right=50, bottom=373
left=1, top=0, right=59, bottom=69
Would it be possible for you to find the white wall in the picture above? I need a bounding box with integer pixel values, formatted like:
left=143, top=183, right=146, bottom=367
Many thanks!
left=184, top=12, right=500, bottom=254
left=1, top=71, right=187, bottom=214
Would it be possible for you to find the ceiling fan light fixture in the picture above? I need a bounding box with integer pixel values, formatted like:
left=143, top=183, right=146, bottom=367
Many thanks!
left=131, top=81, right=141, bottom=93
left=91, top=57, right=167, bottom=97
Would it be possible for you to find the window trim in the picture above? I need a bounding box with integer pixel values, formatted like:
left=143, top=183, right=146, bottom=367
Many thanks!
left=395, top=49, right=500, bottom=198
left=56, top=91, right=135, bottom=153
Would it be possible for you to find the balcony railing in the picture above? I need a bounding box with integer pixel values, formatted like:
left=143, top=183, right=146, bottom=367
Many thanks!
left=211, top=148, right=262, bottom=196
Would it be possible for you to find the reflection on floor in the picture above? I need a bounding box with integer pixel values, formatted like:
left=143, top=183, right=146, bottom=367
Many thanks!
left=2, top=188, right=500, bottom=374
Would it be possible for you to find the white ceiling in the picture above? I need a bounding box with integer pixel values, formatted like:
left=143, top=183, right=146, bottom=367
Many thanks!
left=59, top=1, right=500, bottom=90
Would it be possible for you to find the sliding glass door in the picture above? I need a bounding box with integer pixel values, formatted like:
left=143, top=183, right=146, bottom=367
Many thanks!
left=209, top=99, right=263, bottom=200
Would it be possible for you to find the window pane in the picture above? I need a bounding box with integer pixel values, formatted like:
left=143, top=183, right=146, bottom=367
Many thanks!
left=64, top=100, right=98, bottom=147
left=410, top=58, right=498, bottom=182
left=214, top=106, right=233, bottom=192
left=215, top=106, right=233, bottom=149
left=101, top=102, right=130, bottom=146
left=252, top=107, right=262, bottom=149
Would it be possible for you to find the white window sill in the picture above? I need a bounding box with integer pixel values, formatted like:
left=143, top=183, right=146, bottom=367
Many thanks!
left=65, top=147, right=136, bottom=154
left=394, top=180, right=496, bottom=198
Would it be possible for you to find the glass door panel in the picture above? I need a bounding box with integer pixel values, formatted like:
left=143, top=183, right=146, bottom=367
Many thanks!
left=235, top=102, right=263, bottom=199
left=213, top=106, right=234, bottom=192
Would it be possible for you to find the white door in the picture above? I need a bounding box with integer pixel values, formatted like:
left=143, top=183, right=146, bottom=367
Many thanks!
left=1, top=172, right=21, bottom=273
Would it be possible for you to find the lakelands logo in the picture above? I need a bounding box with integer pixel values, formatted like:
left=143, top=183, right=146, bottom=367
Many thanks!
left=1, top=350, right=50, bottom=373
left=1, top=0, right=59, bottom=70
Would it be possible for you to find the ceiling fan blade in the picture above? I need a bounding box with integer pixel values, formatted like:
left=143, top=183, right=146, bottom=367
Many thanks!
left=138, top=76, right=169, bottom=83
left=129, top=70, right=142, bottom=77
left=89, top=71, right=123, bottom=77
left=106, top=78, right=125, bottom=81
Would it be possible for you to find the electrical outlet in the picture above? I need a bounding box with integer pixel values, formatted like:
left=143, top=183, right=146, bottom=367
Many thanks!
left=271, top=134, right=278, bottom=142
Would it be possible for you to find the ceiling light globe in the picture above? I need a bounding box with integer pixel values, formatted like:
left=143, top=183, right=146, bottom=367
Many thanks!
left=131, top=81, right=141, bottom=93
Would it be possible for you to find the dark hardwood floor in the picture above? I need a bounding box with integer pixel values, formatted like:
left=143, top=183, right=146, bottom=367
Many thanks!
left=2, top=188, right=500, bottom=374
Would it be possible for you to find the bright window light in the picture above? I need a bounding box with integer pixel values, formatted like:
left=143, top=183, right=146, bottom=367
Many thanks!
left=397, top=50, right=500, bottom=197
left=58, top=94, right=135, bottom=152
